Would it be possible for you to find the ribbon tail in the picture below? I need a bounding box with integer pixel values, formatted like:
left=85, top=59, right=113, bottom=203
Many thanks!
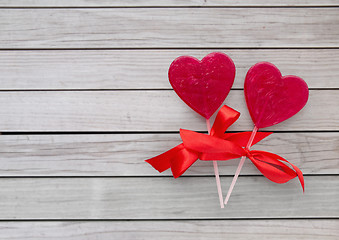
left=263, top=151, right=305, bottom=192
left=145, top=143, right=184, bottom=173
left=249, top=150, right=304, bottom=192
left=170, top=148, right=199, bottom=178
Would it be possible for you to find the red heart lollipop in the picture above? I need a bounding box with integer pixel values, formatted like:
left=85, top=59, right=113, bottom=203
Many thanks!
left=169, top=52, right=236, bottom=119
left=244, top=62, right=309, bottom=128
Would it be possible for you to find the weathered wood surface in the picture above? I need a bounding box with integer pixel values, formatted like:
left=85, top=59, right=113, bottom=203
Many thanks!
left=0, top=1, right=337, bottom=238
left=0, top=176, right=337, bottom=219
left=1, top=8, right=339, bottom=49
left=1, top=49, right=338, bottom=90
left=0, top=90, right=336, bottom=132
left=0, top=132, right=337, bottom=176
left=1, top=0, right=339, bottom=7
left=0, top=220, right=337, bottom=240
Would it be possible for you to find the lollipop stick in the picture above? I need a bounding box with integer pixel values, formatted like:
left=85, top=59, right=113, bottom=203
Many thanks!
left=206, top=119, right=224, bottom=208
left=224, top=126, right=258, bottom=205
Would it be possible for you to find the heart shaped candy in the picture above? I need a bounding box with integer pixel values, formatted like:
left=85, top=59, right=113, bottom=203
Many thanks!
left=244, top=62, right=309, bottom=128
left=169, top=52, right=236, bottom=119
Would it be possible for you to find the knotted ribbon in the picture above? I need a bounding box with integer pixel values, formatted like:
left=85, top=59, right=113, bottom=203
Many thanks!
left=146, top=105, right=304, bottom=191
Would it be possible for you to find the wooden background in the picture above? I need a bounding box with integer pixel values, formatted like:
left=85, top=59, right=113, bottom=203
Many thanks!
left=0, top=0, right=338, bottom=239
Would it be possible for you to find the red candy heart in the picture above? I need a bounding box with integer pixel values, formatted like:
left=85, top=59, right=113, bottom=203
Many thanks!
left=244, top=62, right=309, bottom=128
left=169, top=52, right=236, bottom=119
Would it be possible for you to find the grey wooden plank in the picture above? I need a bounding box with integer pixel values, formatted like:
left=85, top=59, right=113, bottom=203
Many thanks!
left=0, top=176, right=337, bottom=219
left=0, top=90, right=336, bottom=132
left=1, top=8, right=339, bottom=48
left=1, top=0, right=338, bottom=7
left=1, top=49, right=338, bottom=90
left=0, top=132, right=337, bottom=176
left=0, top=220, right=337, bottom=240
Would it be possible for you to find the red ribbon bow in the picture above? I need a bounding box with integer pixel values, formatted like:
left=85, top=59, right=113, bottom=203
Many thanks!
left=146, top=105, right=304, bottom=191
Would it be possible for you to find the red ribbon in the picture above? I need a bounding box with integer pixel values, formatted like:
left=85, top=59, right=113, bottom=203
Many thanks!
left=146, top=105, right=304, bottom=191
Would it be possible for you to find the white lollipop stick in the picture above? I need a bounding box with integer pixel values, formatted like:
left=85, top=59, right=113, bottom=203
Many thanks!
left=206, top=119, right=224, bottom=208
left=224, top=126, right=258, bottom=205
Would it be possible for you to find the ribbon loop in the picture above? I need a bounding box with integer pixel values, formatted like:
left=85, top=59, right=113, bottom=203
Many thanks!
left=210, top=105, right=240, bottom=138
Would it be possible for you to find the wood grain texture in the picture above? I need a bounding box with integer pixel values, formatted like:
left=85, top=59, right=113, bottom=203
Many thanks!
left=0, top=220, right=337, bottom=240
left=0, top=132, right=337, bottom=176
left=0, top=176, right=337, bottom=219
left=1, top=0, right=339, bottom=7
left=0, top=90, right=336, bottom=132
left=1, top=49, right=338, bottom=90
left=0, top=0, right=337, bottom=237
left=1, top=8, right=339, bottom=49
